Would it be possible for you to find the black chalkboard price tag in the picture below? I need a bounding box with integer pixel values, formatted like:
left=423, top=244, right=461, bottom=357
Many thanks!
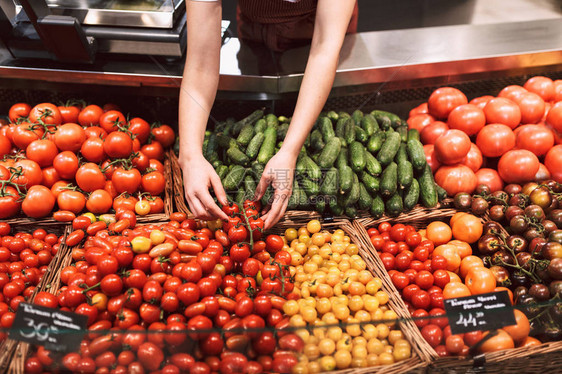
left=9, top=303, right=88, bottom=352
left=444, top=290, right=516, bottom=335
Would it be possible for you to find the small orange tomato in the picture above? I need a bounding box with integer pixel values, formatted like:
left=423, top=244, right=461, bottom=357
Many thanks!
left=443, top=282, right=471, bottom=299
left=450, top=212, right=468, bottom=227
left=448, top=240, right=472, bottom=259
left=433, top=244, right=461, bottom=272
left=503, top=309, right=530, bottom=344
left=459, top=255, right=484, bottom=279
left=479, top=330, right=514, bottom=353
left=426, top=221, right=452, bottom=246
left=465, top=267, right=496, bottom=295
left=518, top=336, right=541, bottom=348
left=452, top=214, right=483, bottom=244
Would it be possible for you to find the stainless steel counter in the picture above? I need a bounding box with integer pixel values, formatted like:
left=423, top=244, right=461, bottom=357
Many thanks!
left=0, top=18, right=561, bottom=97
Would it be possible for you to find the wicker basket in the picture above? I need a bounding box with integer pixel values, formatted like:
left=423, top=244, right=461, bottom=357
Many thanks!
left=352, top=207, right=562, bottom=374
left=0, top=224, right=73, bottom=374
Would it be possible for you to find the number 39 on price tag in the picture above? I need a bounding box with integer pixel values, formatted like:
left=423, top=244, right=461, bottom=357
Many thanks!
left=443, top=291, right=517, bottom=335
left=9, top=303, right=88, bottom=353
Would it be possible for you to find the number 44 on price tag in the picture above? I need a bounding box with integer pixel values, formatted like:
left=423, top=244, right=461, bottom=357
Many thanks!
left=444, top=291, right=517, bottom=335
left=9, top=303, right=88, bottom=353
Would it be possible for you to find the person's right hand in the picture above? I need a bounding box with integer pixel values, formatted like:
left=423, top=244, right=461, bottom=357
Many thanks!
left=179, top=153, right=229, bottom=221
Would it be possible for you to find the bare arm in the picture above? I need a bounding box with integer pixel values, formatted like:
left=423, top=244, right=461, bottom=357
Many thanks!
left=179, top=0, right=228, bottom=220
left=256, top=0, right=356, bottom=228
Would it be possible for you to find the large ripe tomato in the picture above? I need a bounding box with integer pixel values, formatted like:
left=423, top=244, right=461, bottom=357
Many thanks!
left=78, top=105, right=104, bottom=127
left=128, top=118, right=151, bottom=145
left=41, top=167, right=60, bottom=188
left=12, top=159, right=42, bottom=189
left=420, top=121, right=448, bottom=144
left=407, top=114, right=434, bottom=133
left=8, top=103, right=31, bottom=123
left=99, top=110, right=126, bottom=133
left=54, top=123, right=86, bottom=152
left=53, top=151, right=79, bottom=180
left=112, top=168, right=141, bottom=194
left=0, top=186, right=21, bottom=218
left=137, top=342, right=164, bottom=372
left=452, top=213, right=482, bottom=244
left=12, top=123, right=43, bottom=149
left=498, top=85, right=527, bottom=102
left=524, top=76, right=555, bottom=102
left=57, top=190, right=86, bottom=214
left=443, top=282, right=471, bottom=299
left=141, top=171, right=165, bottom=196
left=25, top=139, right=58, bottom=167
left=435, top=164, right=477, bottom=196
left=447, top=104, right=485, bottom=136
left=515, top=124, right=554, bottom=156
left=483, top=98, right=521, bottom=129
left=104, top=131, right=133, bottom=159
left=434, top=129, right=471, bottom=165
left=479, top=330, right=514, bottom=353
left=475, top=168, right=503, bottom=192
left=428, top=87, right=468, bottom=119
left=86, top=189, right=112, bottom=214
left=0, top=135, right=11, bottom=158
left=409, top=102, right=428, bottom=117
left=512, top=92, right=545, bottom=124
left=141, top=141, right=165, bottom=161
left=535, top=162, right=551, bottom=181
left=75, top=163, right=106, bottom=192
left=423, top=144, right=441, bottom=173
left=475, top=124, right=515, bottom=158
left=461, top=143, right=482, bottom=172
left=151, top=124, right=175, bottom=148
left=546, top=101, right=562, bottom=133
left=58, top=104, right=81, bottom=124
left=497, top=149, right=539, bottom=184
left=84, top=126, right=107, bottom=139
left=28, top=103, right=62, bottom=125
left=503, top=309, right=530, bottom=343
left=545, top=145, right=562, bottom=182
left=469, top=95, right=494, bottom=110
left=22, top=185, right=55, bottom=218
left=80, top=137, right=106, bottom=163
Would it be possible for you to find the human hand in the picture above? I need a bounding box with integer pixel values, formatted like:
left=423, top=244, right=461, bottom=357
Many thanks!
left=179, top=153, right=229, bottom=221
left=253, top=150, right=297, bottom=230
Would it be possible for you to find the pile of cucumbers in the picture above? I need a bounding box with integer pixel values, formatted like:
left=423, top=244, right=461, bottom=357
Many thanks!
left=202, top=109, right=445, bottom=218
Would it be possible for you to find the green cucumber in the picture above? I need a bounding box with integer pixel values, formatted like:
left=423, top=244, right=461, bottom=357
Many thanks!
left=397, top=160, right=414, bottom=189
left=227, top=147, right=250, bottom=166
left=223, top=165, right=246, bottom=191
left=328, top=196, right=344, bottom=216
left=337, top=147, right=349, bottom=170
left=403, top=179, right=420, bottom=211
left=349, top=141, right=366, bottom=173
left=265, top=114, right=279, bottom=129
left=396, top=125, right=408, bottom=142
left=361, top=172, right=380, bottom=193
left=358, top=183, right=373, bottom=211
left=216, top=164, right=229, bottom=180
left=304, top=156, right=322, bottom=181
left=339, top=165, right=353, bottom=194
left=319, top=116, right=336, bottom=143
left=301, top=177, right=320, bottom=196
left=407, top=128, right=420, bottom=142
left=341, top=174, right=360, bottom=207
left=380, top=162, right=398, bottom=198
left=277, top=123, right=289, bottom=141
left=327, top=111, right=339, bottom=122
left=352, top=109, right=364, bottom=126
left=232, top=109, right=264, bottom=136
left=254, top=118, right=267, bottom=133
left=320, top=167, right=338, bottom=196
left=386, top=191, right=404, bottom=217
left=217, top=134, right=237, bottom=149
left=310, top=129, right=325, bottom=152
left=344, top=119, right=356, bottom=146
left=318, top=137, right=342, bottom=169
left=355, top=126, right=368, bottom=144
left=246, top=132, right=265, bottom=159
left=361, top=114, right=379, bottom=136
left=257, top=127, right=277, bottom=164
left=377, top=132, right=401, bottom=166
left=367, top=132, right=385, bottom=154
left=335, top=118, right=348, bottom=143
left=435, top=183, right=448, bottom=202
left=315, top=197, right=326, bottom=214
left=345, top=206, right=359, bottom=218
left=406, top=138, right=427, bottom=171
left=236, top=124, right=255, bottom=146
left=205, top=133, right=218, bottom=160
left=395, top=143, right=408, bottom=164
left=371, top=110, right=403, bottom=129
left=370, top=195, right=385, bottom=218
left=244, top=175, right=257, bottom=197
left=419, top=164, right=438, bottom=208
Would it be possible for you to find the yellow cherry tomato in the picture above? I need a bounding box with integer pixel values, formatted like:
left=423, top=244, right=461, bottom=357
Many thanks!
left=131, top=236, right=152, bottom=253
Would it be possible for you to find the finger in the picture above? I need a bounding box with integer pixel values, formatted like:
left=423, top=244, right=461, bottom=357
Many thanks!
left=253, top=173, right=271, bottom=202
left=264, top=197, right=289, bottom=230
left=210, top=173, right=229, bottom=207
left=263, top=190, right=290, bottom=230
left=189, top=196, right=214, bottom=221
left=196, top=189, right=229, bottom=220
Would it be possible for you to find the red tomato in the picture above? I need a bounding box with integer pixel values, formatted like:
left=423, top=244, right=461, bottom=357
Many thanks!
left=407, top=114, right=434, bottom=133
left=535, top=162, right=551, bottom=181
left=86, top=189, right=113, bottom=214
left=475, top=124, right=515, bottom=158
left=524, top=76, right=555, bottom=101
left=512, top=92, right=545, bottom=124
left=420, top=121, right=448, bottom=145
left=128, top=118, right=151, bottom=144
left=80, top=137, right=106, bottom=163
left=25, top=139, right=58, bottom=167
left=498, top=85, right=527, bottom=102
left=428, top=87, right=468, bottom=119
left=76, top=163, right=106, bottom=192
left=99, top=110, right=126, bottom=133
left=410, top=102, right=428, bottom=117
left=434, top=129, right=471, bottom=165
left=475, top=168, right=504, bottom=192
left=435, top=164, right=477, bottom=196
left=546, top=101, right=562, bottom=133
left=461, top=143, right=482, bottom=172
left=497, top=149, right=539, bottom=184
left=469, top=95, right=494, bottom=110
left=515, top=124, right=554, bottom=156
left=151, top=124, right=176, bottom=148
left=8, top=103, right=31, bottom=123
left=54, top=123, right=86, bottom=152
left=104, top=131, right=133, bottom=159
left=53, top=151, right=79, bottom=180
left=483, top=97, right=521, bottom=129
left=0, top=134, right=11, bottom=158
left=22, top=185, right=55, bottom=218
left=423, top=144, right=441, bottom=173
left=545, top=145, right=562, bottom=182
left=78, top=105, right=104, bottom=126
left=29, top=103, right=62, bottom=125
left=141, top=171, right=166, bottom=195
left=421, top=324, right=443, bottom=348
left=447, top=104, right=485, bottom=136
left=112, top=168, right=141, bottom=194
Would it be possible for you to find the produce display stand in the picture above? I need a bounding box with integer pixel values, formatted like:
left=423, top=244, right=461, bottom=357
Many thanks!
left=352, top=208, right=562, bottom=373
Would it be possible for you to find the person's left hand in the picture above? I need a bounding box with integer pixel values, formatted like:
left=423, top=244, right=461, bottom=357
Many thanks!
left=253, top=150, right=297, bottom=230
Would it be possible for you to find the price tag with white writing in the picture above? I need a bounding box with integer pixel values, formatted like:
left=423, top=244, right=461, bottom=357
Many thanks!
left=9, top=303, right=88, bottom=352
left=444, top=291, right=516, bottom=335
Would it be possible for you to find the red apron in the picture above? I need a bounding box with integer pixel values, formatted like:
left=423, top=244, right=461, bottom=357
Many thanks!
left=237, top=0, right=359, bottom=52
